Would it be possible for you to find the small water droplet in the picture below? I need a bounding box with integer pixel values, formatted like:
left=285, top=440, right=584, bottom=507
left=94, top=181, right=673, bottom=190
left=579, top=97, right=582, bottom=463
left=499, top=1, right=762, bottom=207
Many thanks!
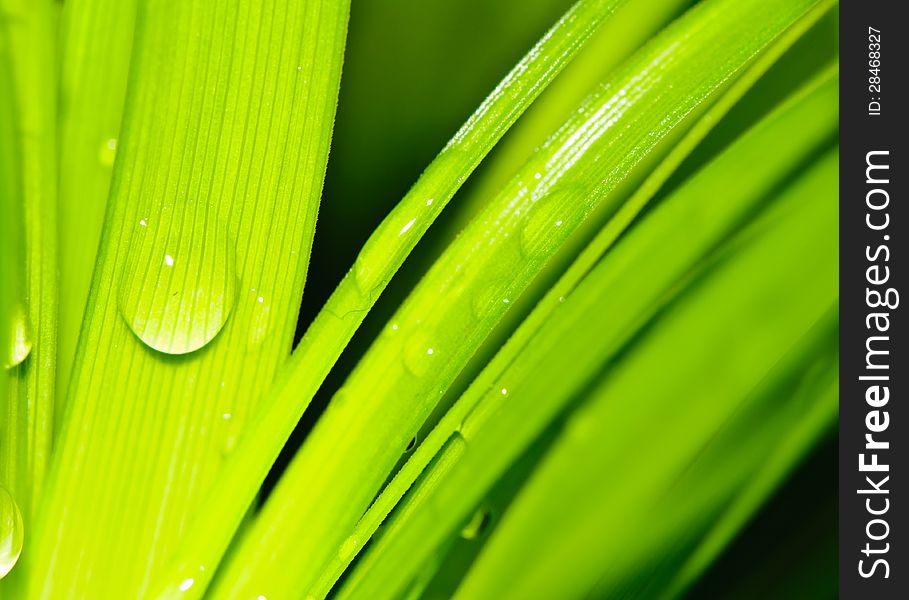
left=520, top=188, right=577, bottom=258
left=4, top=305, right=32, bottom=370
left=99, top=138, right=117, bottom=166
left=178, top=578, right=194, bottom=592
left=139, top=218, right=148, bottom=227
left=0, top=486, right=24, bottom=579
left=118, top=211, right=237, bottom=355
left=403, top=332, right=436, bottom=378
left=425, top=198, right=434, bottom=206
left=247, top=291, right=271, bottom=350
left=398, top=218, right=417, bottom=236
left=460, top=506, right=492, bottom=540
left=470, top=283, right=510, bottom=319
left=338, top=535, right=360, bottom=561
left=500, top=388, right=507, bottom=395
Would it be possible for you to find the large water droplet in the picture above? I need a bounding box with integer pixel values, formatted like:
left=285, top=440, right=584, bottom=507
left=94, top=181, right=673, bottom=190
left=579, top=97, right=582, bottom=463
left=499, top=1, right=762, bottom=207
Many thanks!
left=118, top=211, right=237, bottom=355
left=0, top=486, right=24, bottom=579
left=4, top=304, right=32, bottom=370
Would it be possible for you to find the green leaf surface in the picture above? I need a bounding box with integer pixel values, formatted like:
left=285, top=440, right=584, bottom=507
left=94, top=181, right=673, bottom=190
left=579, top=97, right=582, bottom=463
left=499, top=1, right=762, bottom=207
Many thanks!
left=155, top=1, right=646, bottom=595
left=55, top=0, right=138, bottom=409
left=212, top=0, right=823, bottom=597
left=448, top=150, right=837, bottom=597
left=323, top=65, right=837, bottom=597
left=0, top=0, right=58, bottom=529
left=25, top=1, right=349, bottom=597
left=340, top=146, right=836, bottom=597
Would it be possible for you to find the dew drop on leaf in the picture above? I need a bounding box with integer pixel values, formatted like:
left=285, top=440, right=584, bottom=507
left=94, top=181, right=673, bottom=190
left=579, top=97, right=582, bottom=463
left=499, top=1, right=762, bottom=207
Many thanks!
left=338, top=535, right=360, bottom=561
left=118, top=209, right=237, bottom=355
left=98, top=137, right=117, bottom=166
left=0, top=486, right=24, bottom=579
left=460, top=506, right=492, bottom=540
left=4, top=304, right=32, bottom=370
left=246, top=291, right=271, bottom=350
left=519, top=187, right=577, bottom=258
left=402, top=330, right=436, bottom=378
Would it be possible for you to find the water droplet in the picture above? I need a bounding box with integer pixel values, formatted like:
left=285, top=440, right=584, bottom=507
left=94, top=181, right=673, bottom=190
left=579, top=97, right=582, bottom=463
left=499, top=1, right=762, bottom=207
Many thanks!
left=338, top=535, right=360, bottom=561
left=118, top=211, right=237, bottom=355
left=247, top=291, right=271, bottom=350
left=460, top=506, right=492, bottom=540
left=4, top=305, right=32, bottom=370
left=500, top=388, right=507, bottom=395
left=470, top=282, right=510, bottom=319
left=519, top=188, right=577, bottom=258
left=178, top=578, right=195, bottom=592
left=398, top=218, right=416, bottom=236
left=403, top=331, right=436, bottom=378
left=99, top=138, right=117, bottom=166
left=425, top=198, right=434, bottom=206
left=0, top=486, right=24, bottom=579
left=139, top=218, right=148, bottom=227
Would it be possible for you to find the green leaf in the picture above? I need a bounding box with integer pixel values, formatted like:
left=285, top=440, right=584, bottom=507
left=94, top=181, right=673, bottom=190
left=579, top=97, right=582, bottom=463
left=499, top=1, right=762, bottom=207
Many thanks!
left=154, top=1, right=655, bottom=595
left=55, top=0, right=138, bottom=410
left=333, top=78, right=838, bottom=600
left=447, top=150, right=837, bottom=598
left=25, top=0, right=349, bottom=597
left=339, top=146, right=836, bottom=598
left=323, top=64, right=837, bottom=598
left=0, top=0, right=58, bottom=529
left=211, top=0, right=825, bottom=597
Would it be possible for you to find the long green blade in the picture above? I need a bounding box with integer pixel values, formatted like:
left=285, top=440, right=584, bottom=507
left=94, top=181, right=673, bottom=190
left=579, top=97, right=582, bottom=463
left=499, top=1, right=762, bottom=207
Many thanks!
left=323, top=65, right=837, bottom=598
left=212, top=0, right=823, bottom=597
left=153, top=1, right=656, bottom=595
left=0, top=0, right=58, bottom=530
left=343, top=147, right=837, bottom=599
left=55, top=0, right=138, bottom=410
left=26, top=1, right=349, bottom=597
